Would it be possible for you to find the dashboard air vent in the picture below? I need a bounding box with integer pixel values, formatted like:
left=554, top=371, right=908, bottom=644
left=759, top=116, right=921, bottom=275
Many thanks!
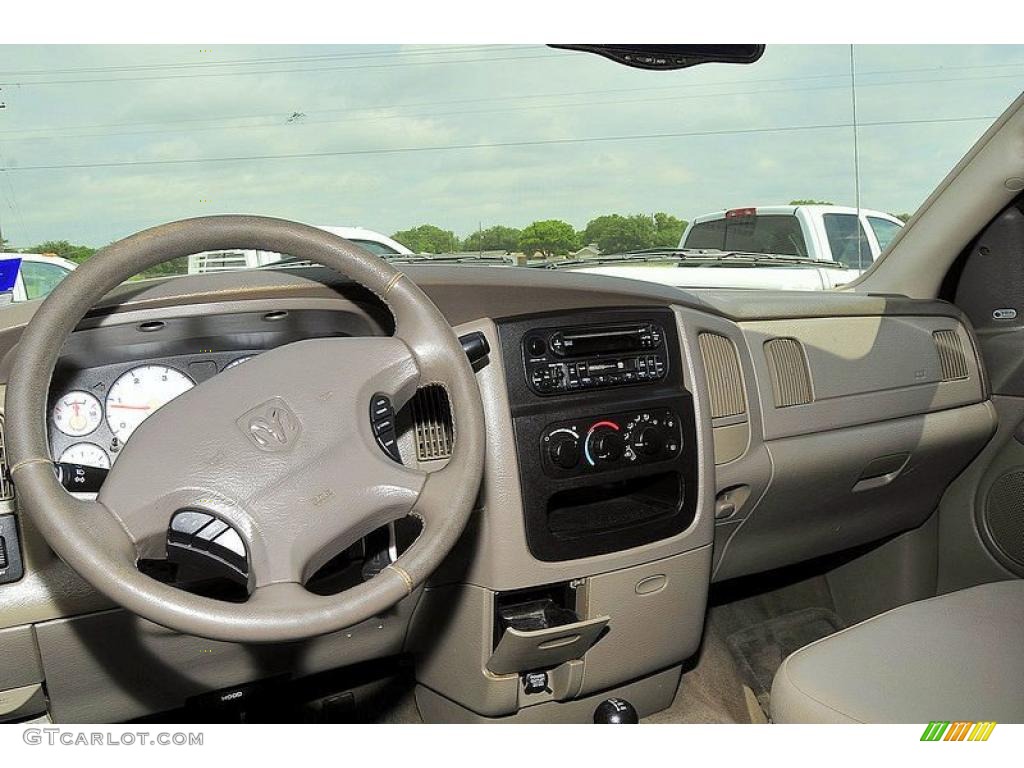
left=697, top=333, right=746, bottom=418
left=0, top=414, right=12, bottom=501
left=933, top=329, right=969, bottom=381
left=764, top=338, right=813, bottom=407
left=411, top=385, right=454, bottom=462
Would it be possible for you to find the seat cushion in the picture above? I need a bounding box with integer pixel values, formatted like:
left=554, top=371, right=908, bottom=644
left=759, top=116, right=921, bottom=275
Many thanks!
left=770, top=580, right=1024, bottom=723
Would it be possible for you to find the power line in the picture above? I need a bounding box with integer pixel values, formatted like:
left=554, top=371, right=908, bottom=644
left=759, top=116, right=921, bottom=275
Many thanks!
left=0, top=45, right=536, bottom=77
left=2, top=66, right=1021, bottom=143
left=0, top=115, right=997, bottom=174
left=4, top=48, right=1024, bottom=86
left=0, top=51, right=571, bottom=87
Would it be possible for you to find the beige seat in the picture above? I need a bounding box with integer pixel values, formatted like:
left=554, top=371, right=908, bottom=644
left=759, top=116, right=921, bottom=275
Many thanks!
left=770, top=580, right=1024, bottom=723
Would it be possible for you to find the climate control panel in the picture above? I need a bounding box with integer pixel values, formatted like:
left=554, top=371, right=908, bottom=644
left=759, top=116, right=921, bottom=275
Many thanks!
left=540, top=407, right=682, bottom=477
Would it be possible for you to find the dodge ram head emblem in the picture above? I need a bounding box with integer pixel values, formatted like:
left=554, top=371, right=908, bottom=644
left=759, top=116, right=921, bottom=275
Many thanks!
left=237, top=397, right=301, bottom=452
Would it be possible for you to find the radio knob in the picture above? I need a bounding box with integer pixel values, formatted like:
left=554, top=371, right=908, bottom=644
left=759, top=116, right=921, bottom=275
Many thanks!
left=636, top=427, right=665, bottom=457
left=549, top=435, right=580, bottom=469
left=591, top=430, right=624, bottom=463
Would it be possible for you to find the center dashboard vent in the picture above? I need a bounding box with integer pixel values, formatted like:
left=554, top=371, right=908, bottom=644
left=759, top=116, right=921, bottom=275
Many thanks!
left=933, top=329, right=969, bottom=381
left=0, top=414, right=12, bottom=502
left=764, top=337, right=813, bottom=407
left=697, top=333, right=746, bottom=418
left=410, top=385, right=454, bottom=462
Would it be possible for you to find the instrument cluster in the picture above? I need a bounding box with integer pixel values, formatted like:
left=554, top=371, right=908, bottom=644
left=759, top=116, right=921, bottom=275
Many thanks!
left=49, top=353, right=257, bottom=470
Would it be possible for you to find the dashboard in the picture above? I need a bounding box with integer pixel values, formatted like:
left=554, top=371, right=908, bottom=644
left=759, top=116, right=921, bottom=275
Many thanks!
left=0, top=263, right=999, bottom=722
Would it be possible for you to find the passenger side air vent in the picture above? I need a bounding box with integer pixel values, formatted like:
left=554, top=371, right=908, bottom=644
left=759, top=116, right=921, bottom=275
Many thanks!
left=0, top=414, right=12, bottom=501
left=933, top=329, right=969, bottom=381
left=697, top=333, right=746, bottom=418
left=764, top=338, right=813, bottom=407
left=410, top=385, right=454, bottom=462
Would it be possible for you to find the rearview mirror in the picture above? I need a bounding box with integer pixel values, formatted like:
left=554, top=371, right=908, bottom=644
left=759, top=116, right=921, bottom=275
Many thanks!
left=549, top=44, right=765, bottom=70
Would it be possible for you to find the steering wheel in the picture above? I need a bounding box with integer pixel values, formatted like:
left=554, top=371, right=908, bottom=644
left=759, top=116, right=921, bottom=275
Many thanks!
left=5, top=215, right=485, bottom=643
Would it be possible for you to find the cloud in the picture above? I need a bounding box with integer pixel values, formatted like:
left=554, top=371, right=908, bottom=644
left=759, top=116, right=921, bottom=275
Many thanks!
left=0, top=43, right=1021, bottom=246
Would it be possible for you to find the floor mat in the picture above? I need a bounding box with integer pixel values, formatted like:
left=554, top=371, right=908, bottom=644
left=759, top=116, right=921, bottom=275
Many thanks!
left=724, top=606, right=842, bottom=711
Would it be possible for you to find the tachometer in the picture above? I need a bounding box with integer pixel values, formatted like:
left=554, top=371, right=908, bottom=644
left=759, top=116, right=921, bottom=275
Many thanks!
left=58, top=442, right=111, bottom=469
left=51, top=390, right=103, bottom=436
left=105, top=365, right=194, bottom=441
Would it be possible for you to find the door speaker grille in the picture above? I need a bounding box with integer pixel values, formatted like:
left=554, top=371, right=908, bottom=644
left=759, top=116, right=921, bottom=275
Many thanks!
left=933, top=329, right=969, bottom=381
left=764, top=338, right=813, bottom=407
left=698, top=333, right=746, bottom=418
left=410, top=385, right=454, bottom=462
left=982, top=469, right=1024, bottom=570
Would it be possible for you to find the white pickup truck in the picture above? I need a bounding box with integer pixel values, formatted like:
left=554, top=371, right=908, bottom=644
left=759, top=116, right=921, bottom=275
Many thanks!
left=569, top=205, right=904, bottom=291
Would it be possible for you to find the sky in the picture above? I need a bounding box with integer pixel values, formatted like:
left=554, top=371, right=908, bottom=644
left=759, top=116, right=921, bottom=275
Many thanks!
left=0, top=44, right=1022, bottom=248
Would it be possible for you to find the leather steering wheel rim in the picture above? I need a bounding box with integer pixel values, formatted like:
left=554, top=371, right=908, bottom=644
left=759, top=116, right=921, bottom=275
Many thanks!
left=5, top=215, right=486, bottom=643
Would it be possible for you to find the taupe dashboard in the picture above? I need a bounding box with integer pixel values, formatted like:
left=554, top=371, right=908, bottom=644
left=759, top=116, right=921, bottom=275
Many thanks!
left=0, top=264, right=997, bottom=722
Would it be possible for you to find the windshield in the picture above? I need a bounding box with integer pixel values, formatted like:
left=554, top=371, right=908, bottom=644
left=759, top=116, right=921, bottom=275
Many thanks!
left=0, top=44, right=1021, bottom=294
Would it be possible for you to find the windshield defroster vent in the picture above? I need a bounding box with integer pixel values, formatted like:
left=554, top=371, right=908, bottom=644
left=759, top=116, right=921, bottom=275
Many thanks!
left=0, top=414, right=13, bottom=502
left=933, top=329, right=969, bottom=381
left=411, top=385, right=454, bottom=462
left=697, top=333, right=746, bottom=418
left=764, top=338, right=813, bottom=407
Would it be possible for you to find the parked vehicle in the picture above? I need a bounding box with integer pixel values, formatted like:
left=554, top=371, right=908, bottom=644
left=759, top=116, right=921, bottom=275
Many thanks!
left=187, top=226, right=412, bottom=273
left=681, top=205, right=904, bottom=269
left=0, top=252, right=77, bottom=302
left=566, top=205, right=905, bottom=291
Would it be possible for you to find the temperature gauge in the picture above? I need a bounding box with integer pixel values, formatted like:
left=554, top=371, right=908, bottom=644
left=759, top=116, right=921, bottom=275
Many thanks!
left=52, top=391, right=103, bottom=436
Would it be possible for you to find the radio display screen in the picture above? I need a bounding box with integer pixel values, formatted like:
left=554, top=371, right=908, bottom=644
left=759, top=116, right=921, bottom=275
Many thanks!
left=558, top=326, right=647, bottom=356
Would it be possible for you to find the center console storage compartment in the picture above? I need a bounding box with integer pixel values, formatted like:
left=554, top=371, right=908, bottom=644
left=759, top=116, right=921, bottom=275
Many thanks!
left=546, top=471, right=684, bottom=538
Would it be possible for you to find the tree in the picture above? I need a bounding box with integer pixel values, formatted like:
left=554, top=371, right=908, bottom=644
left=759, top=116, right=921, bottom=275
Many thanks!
left=519, top=220, right=579, bottom=258
left=463, top=225, right=521, bottom=253
left=391, top=225, right=459, bottom=254
left=582, top=214, right=655, bottom=254
left=653, top=212, right=687, bottom=248
left=24, top=239, right=189, bottom=279
left=24, top=239, right=97, bottom=264
left=893, top=212, right=912, bottom=223
left=788, top=199, right=833, bottom=206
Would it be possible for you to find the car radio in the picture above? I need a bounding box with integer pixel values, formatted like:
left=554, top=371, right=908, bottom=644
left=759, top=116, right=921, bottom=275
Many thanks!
left=523, top=321, right=668, bottom=394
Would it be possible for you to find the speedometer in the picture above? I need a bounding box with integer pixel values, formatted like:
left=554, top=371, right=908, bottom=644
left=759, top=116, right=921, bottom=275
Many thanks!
left=105, top=365, right=194, bottom=442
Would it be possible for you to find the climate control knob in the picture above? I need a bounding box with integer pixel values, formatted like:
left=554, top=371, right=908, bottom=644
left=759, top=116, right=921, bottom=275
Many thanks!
left=585, top=421, right=624, bottom=465
left=635, top=426, right=665, bottom=457
left=591, top=431, right=624, bottom=462
left=549, top=435, right=580, bottom=469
